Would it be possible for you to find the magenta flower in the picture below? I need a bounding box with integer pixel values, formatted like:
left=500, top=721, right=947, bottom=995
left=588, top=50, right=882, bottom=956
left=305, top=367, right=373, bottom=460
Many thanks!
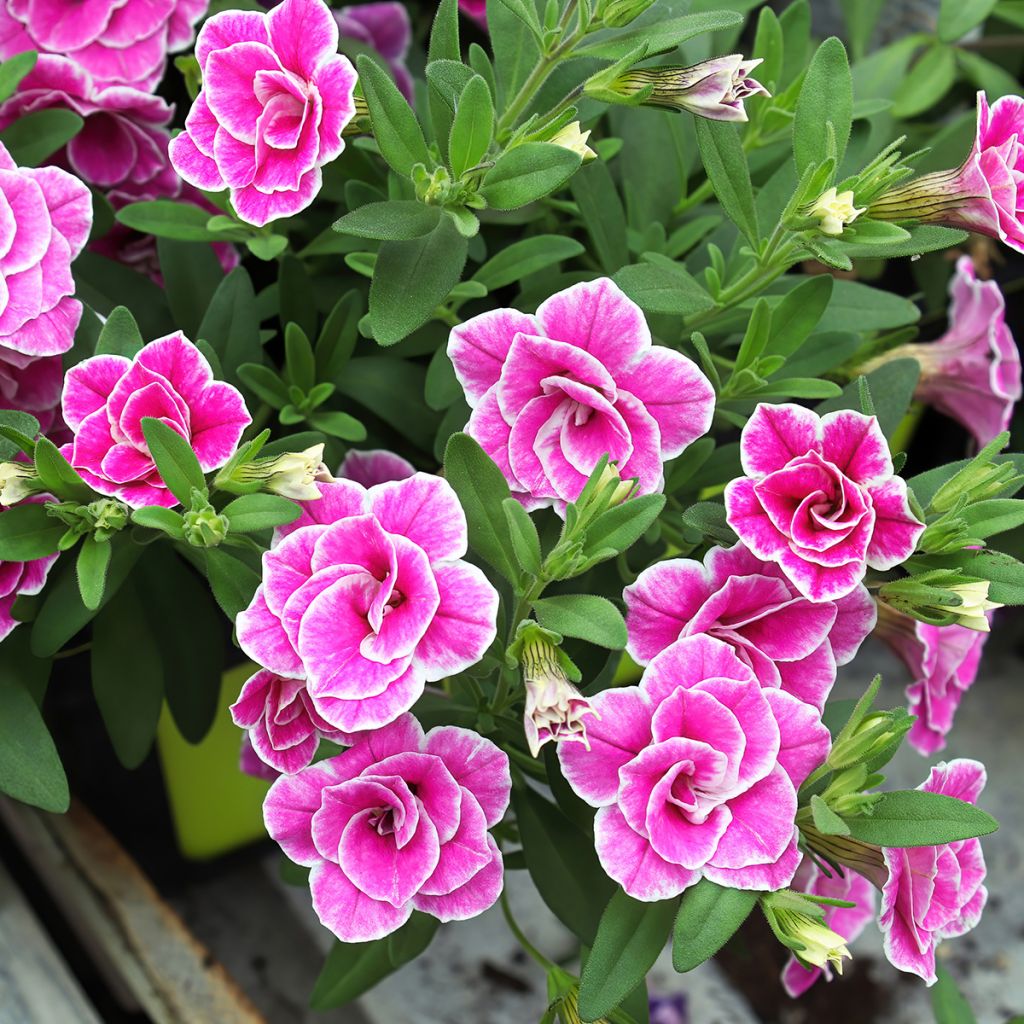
left=879, top=759, right=989, bottom=985
left=870, top=92, right=1024, bottom=253
left=0, top=141, right=92, bottom=361
left=875, top=604, right=988, bottom=756
left=264, top=713, right=510, bottom=941
left=863, top=257, right=1020, bottom=447
left=231, top=668, right=351, bottom=776
left=0, top=0, right=207, bottom=90
left=781, top=858, right=876, bottom=997
left=458, top=0, right=486, bottom=26
left=236, top=474, right=499, bottom=733
left=169, top=0, right=357, bottom=227
left=624, top=541, right=876, bottom=711
left=448, top=279, right=715, bottom=512
left=336, top=3, right=412, bottom=101
left=724, top=404, right=924, bottom=603
left=240, top=733, right=282, bottom=782
left=0, top=497, right=58, bottom=642
left=0, top=351, right=62, bottom=434
left=59, top=333, right=251, bottom=508
left=558, top=634, right=830, bottom=900
left=336, top=447, right=415, bottom=488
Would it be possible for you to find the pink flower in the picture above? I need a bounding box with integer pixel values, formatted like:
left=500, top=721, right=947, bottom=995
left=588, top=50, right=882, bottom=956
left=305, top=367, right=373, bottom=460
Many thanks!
left=263, top=713, right=510, bottom=941
left=781, top=858, right=877, bottom=997
left=448, top=279, right=715, bottom=512
left=458, top=0, right=486, bottom=26
left=0, top=0, right=207, bottom=90
left=0, top=140, right=92, bottom=361
left=879, top=759, right=989, bottom=985
left=870, top=92, right=1024, bottom=253
left=59, top=333, right=252, bottom=508
left=875, top=603, right=988, bottom=756
left=231, top=668, right=351, bottom=775
left=0, top=496, right=58, bottom=642
left=335, top=3, right=412, bottom=101
left=624, top=541, right=876, bottom=711
left=558, top=634, right=831, bottom=900
left=240, top=734, right=282, bottom=782
left=863, top=257, right=1021, bottom=447
left=169, top=0, right=358, bottom=227
left=336, top=447, right=415, bottom=488
left=724, top=404, right=924, bottom=603
left=236, top=474, right=499, bottom=733
left=0, top=351, right=62, bottom=433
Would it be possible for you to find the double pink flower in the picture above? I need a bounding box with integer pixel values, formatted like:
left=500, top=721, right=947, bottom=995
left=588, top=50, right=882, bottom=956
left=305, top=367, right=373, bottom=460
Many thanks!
left=725, top=404, right=924, bottom=603
left=169, top=0, right=357, bottom=226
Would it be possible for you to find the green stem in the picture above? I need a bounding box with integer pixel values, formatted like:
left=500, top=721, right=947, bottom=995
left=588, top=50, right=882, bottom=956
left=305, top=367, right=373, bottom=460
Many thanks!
left=500, top=890, right=554, bottom=969
left=491, top=577, right=548, bottom=712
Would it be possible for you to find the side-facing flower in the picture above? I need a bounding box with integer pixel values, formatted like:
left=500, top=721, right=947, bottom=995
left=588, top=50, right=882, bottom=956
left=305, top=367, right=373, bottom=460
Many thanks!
left=548, top=122, right=596, bottom=161
left=625, top=541, right=876, bottom=711
left=233, top=443, right=331, bottom=500
left=558, top=634, right=831, bottom=900
left=169, top=0, right=358, bottom=226
left=0, top=497, right=59, bottom=641
left=336, top=2, right=412, bottom=101
left=869, top=92, right=1024, bottom=253
left=0, top=461, right=41, bottom=506
left=858, top=257, right=1021, bottom=447
left=879, top=759, right=989, bottom=985
left=724, top=404, right=924, bottom=603
left=609, top=56, right=769, bottom=122
left=0, top=0, right=207, bottom=90
left=60, top=333, right=251, bottom=508
left=448, top=278, right=715, bottom=513
left=809, top=187, right=864, bottom=236
left=0, top=140, right=92, bottom=361
left=781, top=858, right=877, bottom=997
left=263, top=713, right=510, bottom=941
left=938, top=581, right=1002, bottom=631
left=336, top=447, right=415, bottom=487
left=236, top=474, right=499, bottom=732
left=875, top=602, right=989, bottom=756
left=230, top=668, right=349, bottom=775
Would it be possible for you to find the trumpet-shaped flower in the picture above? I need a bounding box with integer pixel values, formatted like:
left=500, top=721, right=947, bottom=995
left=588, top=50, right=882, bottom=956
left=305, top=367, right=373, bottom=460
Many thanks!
left=809, top=187, right=864, bottom=236
left=264, top=713, right=510, bottom=941
left=559, top=634, right=830, bottom=900
left=448, top=278, right=714, bottom=513
left=724, top=404, right=924, bottom=603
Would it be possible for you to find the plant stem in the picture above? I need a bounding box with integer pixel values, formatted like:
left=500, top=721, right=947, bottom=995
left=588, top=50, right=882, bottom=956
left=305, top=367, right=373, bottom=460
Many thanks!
left=499, top=889, right=553, bottom=969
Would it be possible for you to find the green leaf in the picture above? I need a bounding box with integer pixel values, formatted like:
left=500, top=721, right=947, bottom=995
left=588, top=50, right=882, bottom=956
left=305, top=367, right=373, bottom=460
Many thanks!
left=961, top=499, right=1024, bottom=538
left=614, top=259, right=715, bottom=318
left=816, top=359, right=920, bottom=440
left=357, top=53, right=430, bottom=177
left=838, top=0, right=885, bottom=60
left=533, top=594, right=628, bottom=649
left=0, top=673, right=68, bottom=812
left=472, top=235, right=584, bottom=291
left=74, top=253, right=171, bottom=340
left=116, top=200, right=230, bottom=241
left=480, top=143, right=581, bottom=211
left=204, top=547, right=261, bottom=620
left=222, top=493, right=302, bottom=533
left=284, top=322, right=316, bottom=392
left=427, top=0, right=461, bottom=142
left=370, top=216, right=468, bottom=346
left=307, top=410, right=367, bottom=441
left=0, top=51, right=37, bottom=105
left=793, top=37, right=853, bottom=173
left=570, top=160, right=629, bottom=274
left=843, top=790, right=999, bottom=847
left=0, top=108, right=82, bottom=166
left=32, top=437, right=92, bottom=502
left=278, top=254, right=317, bottom=342
left=386, top=912, right=440, bottom=968
left=935, top=549, right=1024, bottom=605
left=575, top=11, right=743, bottom=60
left=766, top=275, right=833, bottom=358
left=580, top=494, right=666, bottom=561
left=939, top=0, right=998, bottom=41
left=579, top=890, right=678, bottom=1021
left=91, top=577, right=165, bottom=769
left=672, top=880, right=758, bottom=972
left=892, top=44, right=957, bottom=119
left=197, top=267, right=261, bottom=384
left=931, top=964, right=978, bottom=1024
left=157, top=237, right=224, bottom=339
left=512, top=784, right=614, bottom=944
left=502, top=497, right=542, bottom=576
left=95, top=305, right=144, bottom=358
left=316, top=291, right=362, bottom=381
left=141, top=417, right=207, bottom=506
left=131, top=505, right=185, bottom=539
left=246, top=234, right=288, bottom=260
left=334, top=200, right=442, bottom=241
left=488, top=0, right=540, bottom=104
left=810, top=793, right=851, bottom=836
left=443, top=432, right=518, bottom=583
left=0, top=410, right=39, bottom=461
left=695, top=119, right=758, bottom=246
left=449, top=75, right=494, bottom=177
left=76, top=535, right=111, bottom=611
left=0, top=503, right=64, bottom=561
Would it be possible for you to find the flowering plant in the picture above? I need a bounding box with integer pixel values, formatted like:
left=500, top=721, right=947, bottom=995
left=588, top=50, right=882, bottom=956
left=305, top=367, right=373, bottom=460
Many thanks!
left=0, top=0, right=1021, bottom=1020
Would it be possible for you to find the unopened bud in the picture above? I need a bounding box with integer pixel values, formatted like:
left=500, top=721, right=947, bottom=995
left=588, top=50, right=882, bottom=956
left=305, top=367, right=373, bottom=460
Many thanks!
left=598, top=0, right=658, bottom=28
left=828, top=710, right=913, bottom=772
left=183, top=505, right=230, bottom=547
left=221, top=444, right=330, bottom=501
left=548, top=121, right=596, bottom=161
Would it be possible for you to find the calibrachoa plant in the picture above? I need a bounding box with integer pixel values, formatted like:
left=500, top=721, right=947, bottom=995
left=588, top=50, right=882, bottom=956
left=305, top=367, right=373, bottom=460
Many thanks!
left=0, top=0, right=1021, bottom=1020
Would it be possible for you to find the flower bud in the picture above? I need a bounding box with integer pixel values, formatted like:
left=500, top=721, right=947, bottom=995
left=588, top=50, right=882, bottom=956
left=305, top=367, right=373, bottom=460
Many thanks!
left=937, top=581, right=1002, bottom=632
left=183, top=506, right=231, bottom=547
left=519, top=632, right=597, bottom=758
left=877, top=571, right=989, bottom=628
left=605, top=56, right=769, bottom=122
left=808, top=187, right=864, bottom=236
left=597, top=0, right=658, bottom=28
left=827, top=710, right=913, bottom=772
left=87, top=498, right=130, bottom=540
left=548, top=121, right=596, bottom=161
left=768, top=904, right=852, bottom=974
left=222, top=444, right=330, bottom=500
left=0, top=462, right=41, bottom=506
